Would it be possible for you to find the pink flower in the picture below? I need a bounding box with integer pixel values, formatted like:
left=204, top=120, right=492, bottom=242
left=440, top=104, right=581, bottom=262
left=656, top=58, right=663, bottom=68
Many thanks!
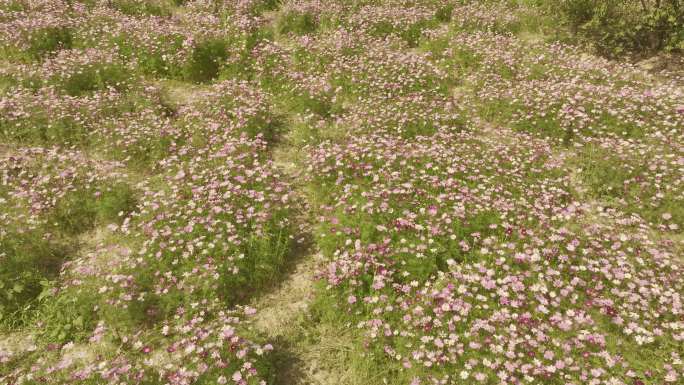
left=244, top=307, right=257, bottom=316
left=232, top=371, right=243, bottom=382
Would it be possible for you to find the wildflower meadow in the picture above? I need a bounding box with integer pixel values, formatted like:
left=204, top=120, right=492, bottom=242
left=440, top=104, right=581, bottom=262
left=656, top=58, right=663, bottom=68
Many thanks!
left=0, top=1, right=682, bottom=384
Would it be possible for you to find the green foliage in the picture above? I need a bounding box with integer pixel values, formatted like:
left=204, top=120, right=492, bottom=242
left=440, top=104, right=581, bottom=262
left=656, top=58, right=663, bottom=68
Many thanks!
left=277, top=11, right=318, bottom=36
left=27, top=27, right=73, bottom=60
left=0, top=231, right=71, bottom=323
left=183, top=38, right=230, bottom=83
left=0, top=74, right=16, bottom=93
left=120, top=133, right=179, bottom=170
left=218, top=217, right=293, bottom=303
left=110, top=0, right=172, bottom=17
left=434, top=4, right=455, bottom=23
left=0, top=183, right=136, bottom=323
left=112, top=34, right=185, bottom=77
left=368, top=20, right=395, bottom=39
left=242, top=110, right=285, bottom=144
left=59, top=63, right=132, bottom=96
left=558, top=0, right=684, bottom=56
left=49, top=183, right=137, bottom=235
left=0, top=0, right=28, bottom=12
left=367, top=18, right=439, bottom=47
left=219, top=28, right=274, bottom=81
left=281, top=91, right=336, bottom=119
left=577, top=145, right=683, bottom=227
left=577, top=147, right=633, bottom=199
left=36, top=284, right=101, bottom=343
left=0, top=113, right=88, bottom=145
left=250, top=0, right=281, bottom=16
left=400, top=19, right=438, bottom=47
left=119, top=206, right=294, bottom=324
left=401, top=116, right=461, bottom=138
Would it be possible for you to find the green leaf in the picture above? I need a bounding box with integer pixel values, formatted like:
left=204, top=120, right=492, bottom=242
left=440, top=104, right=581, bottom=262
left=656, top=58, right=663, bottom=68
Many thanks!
left=37, top=280, right=53, bottom=301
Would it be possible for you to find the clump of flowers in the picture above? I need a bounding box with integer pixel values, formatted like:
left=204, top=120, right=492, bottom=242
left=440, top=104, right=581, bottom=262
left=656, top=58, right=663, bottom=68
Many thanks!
left=309, top=127, right=684, bottom=384
left=0, top=147, right=131, bottom=319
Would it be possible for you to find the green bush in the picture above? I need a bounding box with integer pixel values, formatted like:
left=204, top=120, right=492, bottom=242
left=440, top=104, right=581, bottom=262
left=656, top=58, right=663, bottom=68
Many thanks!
left=559, top=0, right=684, bottom=56
left=367, top=19, right=438, bottom=47
left=0, top=0, right=27, bottom=12
left=0, top=74, right=17, bottom=93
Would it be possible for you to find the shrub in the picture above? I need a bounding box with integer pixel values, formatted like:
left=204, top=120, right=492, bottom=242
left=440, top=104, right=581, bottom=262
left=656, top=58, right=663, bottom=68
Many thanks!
left=2, top=113, right=88, bottom=145
left=219, top=29, right=274, bottom=81
left=367, top=19, right=438, bottom=47
left=559, top=0, right=684, bottom=56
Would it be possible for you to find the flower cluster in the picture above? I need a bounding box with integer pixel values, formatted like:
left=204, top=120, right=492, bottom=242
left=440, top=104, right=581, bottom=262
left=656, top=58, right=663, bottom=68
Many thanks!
left=1, top=1, right=295, bottom=384
left=280, top=1, right=684, bottom=384
left=308, top=128, right=684, bottom=384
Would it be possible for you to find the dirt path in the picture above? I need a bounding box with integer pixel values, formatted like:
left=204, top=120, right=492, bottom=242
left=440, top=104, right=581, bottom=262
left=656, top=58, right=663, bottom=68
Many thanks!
left=250, top=110, right=338, bottom=385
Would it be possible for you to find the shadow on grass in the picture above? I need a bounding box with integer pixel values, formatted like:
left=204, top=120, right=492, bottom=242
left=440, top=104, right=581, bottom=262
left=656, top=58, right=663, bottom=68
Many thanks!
left=232, top=223, right=315, bottom=306
left=267, top=335, right=307, bottom=385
